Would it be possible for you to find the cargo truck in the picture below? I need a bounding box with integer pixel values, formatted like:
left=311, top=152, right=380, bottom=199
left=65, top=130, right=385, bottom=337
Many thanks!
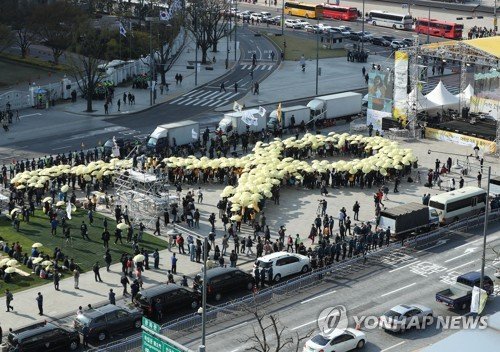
left=218, top=109, right=267, bottom=134
left=378, top=202, right=439, bottom=238
left=436, top=272, right=494, bottom=310
left=307, top=92, right=362, bottom=121
left=146, top=120, right=199, bottom=155
left=267, top=105, right=311, bottom=130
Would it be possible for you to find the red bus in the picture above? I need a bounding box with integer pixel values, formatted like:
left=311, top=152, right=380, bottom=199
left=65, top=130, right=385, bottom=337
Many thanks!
left=415, top=18, right=463, bottom=39
left=322, top=4, right=358, bottom=21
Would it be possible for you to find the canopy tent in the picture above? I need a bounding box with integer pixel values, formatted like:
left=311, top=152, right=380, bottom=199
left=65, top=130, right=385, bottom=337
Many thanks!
left=455, top=84, right=475, bottom=106
left=425, top=81, right=459, bottom=107
left=408, top=88, right=439, bottom=111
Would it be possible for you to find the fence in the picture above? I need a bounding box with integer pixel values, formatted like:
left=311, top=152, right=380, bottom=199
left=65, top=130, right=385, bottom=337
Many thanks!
left=0, top=28, right=186, bottom=111
left=93, top=208, right=500, bottom=351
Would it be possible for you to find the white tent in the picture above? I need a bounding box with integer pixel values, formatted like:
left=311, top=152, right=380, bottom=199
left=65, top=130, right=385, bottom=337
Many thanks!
left=425, top=81, right=459, bottom=107
left=455, top=84, right=475, bottom=106
left=408, top=88, right=439, bottom=111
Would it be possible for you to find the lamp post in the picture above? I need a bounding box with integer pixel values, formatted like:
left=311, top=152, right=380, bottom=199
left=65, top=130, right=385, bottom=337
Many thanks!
left=194, top=12, right=198, bottom=86
left=479, top=165, right=491, bottom=301
left=201, top=236, right=208, bottom=346
left=234, top=0, right=238, bottom=61
left=427, top=6, right=431, bottom=44
left=315, top=17, right=319, bottom=96
left=281, top=0, right=285, bottom=36
left=361, top=0, right=365, bottom=52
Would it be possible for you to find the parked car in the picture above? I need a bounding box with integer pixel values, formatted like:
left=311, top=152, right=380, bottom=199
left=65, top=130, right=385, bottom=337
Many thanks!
left=74, top=304, right=143, bottom=342
left=134, top=284, right=201, bottom=320
left=304, top=328, right=366, bottom=352
left=402, top=38, right=414, bottom=46
left=285, top=19, right=302, bottom=29
left=260, top=11, right=272, bottom=19
left=350, top=31, right=372, bottom=41
left=193, top=267, right=255, bottom=301
left=267, top=15, right=282, bottom=25
left=436, top=271, right=494, bottom=310
left=238, top=10, right=253, bottom=20
left=296, top=20, right=310, bottom=28
left=379, top=304, right=434, bottom=332
left=321, top=25, right=333, bottom=33
left=390, top=40, right=405, bottom=50
left=382, top=35, right=396, bottom=42
left=371, top=37, right=391, bottom=46
left=338, top=25, right=352, bottom=32
left=7, top=322, right=80, bottom=352
left=306, top=25, right=322, bottom=33
left=253, top=252, right=310, bottom=283
left=250, top=13, right=263, bottom=22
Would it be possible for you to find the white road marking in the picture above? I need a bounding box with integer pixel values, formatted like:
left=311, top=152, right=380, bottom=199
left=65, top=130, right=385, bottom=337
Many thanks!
left=448, top=260, right=477, bottom=272
left=20, top=113, right=42, bottom=118
left=444, top=248, right=476, bottom=263
left=416, top=239, right=448, bottom=253
left=52, top=145, right=71, bottom=151
left=381, top=341, right=406, bottom=352
left=291, top=319, right=317, bottom=330
left=301, top=290, right=337, bottom=304
left=388, top=259, right=420, bottom=272
left=380, top=283, right=416, bottom=297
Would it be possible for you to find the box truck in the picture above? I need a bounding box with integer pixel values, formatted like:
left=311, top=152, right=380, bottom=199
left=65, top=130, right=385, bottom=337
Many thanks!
left=146, top=120, right=199, bottom=155
left=218, top=109, right=267, bottom=134
left=267, top=105, right=311, bottom=130
left=307, top=92, right=362, bottom=121
left=378, top=202, right=439, bottom=238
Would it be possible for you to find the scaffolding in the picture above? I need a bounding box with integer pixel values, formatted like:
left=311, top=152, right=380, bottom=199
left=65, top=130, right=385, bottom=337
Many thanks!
left=114, top=169, right=175, bottom=229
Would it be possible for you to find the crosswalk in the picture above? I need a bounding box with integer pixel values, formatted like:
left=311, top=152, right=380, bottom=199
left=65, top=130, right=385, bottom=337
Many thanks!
left=239, top=64, right=273, bottom=71
left=169, top=89, right=239, bottom=107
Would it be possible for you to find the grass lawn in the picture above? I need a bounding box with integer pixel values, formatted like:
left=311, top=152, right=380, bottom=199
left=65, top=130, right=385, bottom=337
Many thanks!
left=0, top=210, right=167, bottom=295
left=263, top=33, right=346, bottom=61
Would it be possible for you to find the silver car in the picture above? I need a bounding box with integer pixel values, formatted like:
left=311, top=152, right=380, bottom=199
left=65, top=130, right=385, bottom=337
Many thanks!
left=379, top=304, right=434, bottom=332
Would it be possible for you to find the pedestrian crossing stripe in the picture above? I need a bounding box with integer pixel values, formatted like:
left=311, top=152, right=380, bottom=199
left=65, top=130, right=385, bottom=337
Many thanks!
left=240, top=64, right=273, bottom=71
left=169, top=91, right=239, bottom=107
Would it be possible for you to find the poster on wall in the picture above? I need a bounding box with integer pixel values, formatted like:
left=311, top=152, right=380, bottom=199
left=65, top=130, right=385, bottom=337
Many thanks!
left=366, top=108, right=391, bottom=132
left=367, top=71, right=394, bottom=114
left=393, top=51, right=409, bottom=122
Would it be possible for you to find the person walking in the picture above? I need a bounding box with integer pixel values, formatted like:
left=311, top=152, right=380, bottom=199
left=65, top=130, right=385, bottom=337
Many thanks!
left=153, top=249, right=160, bottom=269
left=101, top=229, right=110, bottom=248
left=53, top=270, right=60, bottom=290
left=234, top=82, right=238, bottom=93
left=36, top=292, right=43, bottom=315
left=246, top=236, right=254, bottom=256
left=109, top=289, right=116, bottom=305
left=121, top=274, right=130, bottom=296
left=5, top=289, right=13, bottom=312
left=104, top=249, right=112, bottom=271
left=220, top=82, right=226, bottom=92
left=93, top=261, right=103, bottom=282
left=477, top=172, right=482, bottom=187
left=229, top=250, right=238, bottom=267
left=153, top=217, right=161, bottom=236
left=73, top=267, right=80, bottom=289
left=171, top=253, right=178, bottom=274
left=352, top=201, right=360, bottom=221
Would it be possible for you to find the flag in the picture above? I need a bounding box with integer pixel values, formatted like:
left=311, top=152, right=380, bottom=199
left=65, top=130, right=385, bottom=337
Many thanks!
left=471, top=286, right=488, bottom=314
left=160, top=10, right=169, bottom=21
left=66, top=202, right=72, bottom=220
left=276, top=102, right=282, bottom=123
left=258, top=106, right=267, bottom=117
left=191, top=129, right=198, bottom=139
left=119, top=22, right=127, bottom=37
left=241, top=110, right=256, bottom=126
left=233, top=101, right=243, bottom=112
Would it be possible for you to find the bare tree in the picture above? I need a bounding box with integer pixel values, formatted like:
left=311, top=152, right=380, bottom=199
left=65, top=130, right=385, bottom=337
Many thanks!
left=68, top=27, right=108, bottom=112
left=0, top=24, right=14, bottom=54
left=240, top=305, right=314, bottom=352
left=1, top=0, right=36, bottom=58
left=207, top=1, right=231, bottom=53
left=33, top=2, right=86, bottom=65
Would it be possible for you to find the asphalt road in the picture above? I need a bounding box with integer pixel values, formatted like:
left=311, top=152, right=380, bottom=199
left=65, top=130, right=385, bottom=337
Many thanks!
left=173, top=223, right=500, bottom=352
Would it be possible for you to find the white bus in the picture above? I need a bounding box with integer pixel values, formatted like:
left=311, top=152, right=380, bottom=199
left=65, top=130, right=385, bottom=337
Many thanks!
left=428, top=186, right=487, bottom=224
left=368, top=10, right=413, bottom=30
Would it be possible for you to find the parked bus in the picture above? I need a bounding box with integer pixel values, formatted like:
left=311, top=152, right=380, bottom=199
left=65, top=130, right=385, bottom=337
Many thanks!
left=322, top=4, right=358, bottom=21
left=284, top=1, right=323, bottom=19
left=368, top=10, right=413, bottom=30
left=415, top=18, right=463, bottom=39
left=428, top=186, right=487, bottom=224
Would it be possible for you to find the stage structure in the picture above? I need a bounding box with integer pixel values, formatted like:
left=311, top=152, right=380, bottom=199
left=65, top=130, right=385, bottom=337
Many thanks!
left=114, top=169, right=176, bottom=229
left=396, top=37, right=500, bottom=154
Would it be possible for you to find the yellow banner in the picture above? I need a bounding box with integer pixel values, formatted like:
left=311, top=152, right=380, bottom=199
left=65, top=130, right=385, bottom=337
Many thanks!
left=425, top=127, right=497, bottom=154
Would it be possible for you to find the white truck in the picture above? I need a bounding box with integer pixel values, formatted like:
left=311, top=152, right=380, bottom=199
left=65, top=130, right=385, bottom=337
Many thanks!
left=267, top=105, right=311, bottom=130
left=146, top=120, right=199, bottom=155
left=307, top=92, right=362, bottom=122
left=218, top=109, right=267, bottom=134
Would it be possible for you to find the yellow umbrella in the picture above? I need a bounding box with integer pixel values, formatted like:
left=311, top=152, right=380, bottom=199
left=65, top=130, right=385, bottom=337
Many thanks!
left=41, top=260, right=52, bottom=266
left=117, top=223, right=129, bottom=230
left=10, top=208, right=21, bottom=216
left=32, top=257, right=44, bottom=264
left=0, top=258, right=10, bottom=266
left=32, top=242, right=43, bottom=248
left=16, top=185, right=25, bottom=190
left=6, top=259, right=18, bottom=267
left=56, top=201, right=65, bottom=207
left=61, top=184, right=69, bottom=193
left=83, top=175, right=92, bottom=181
left=133, top=254, right=145, bottom=262
left=4, top=267, right=16, bottom=274
left=42, top=197, right=52, bottom=203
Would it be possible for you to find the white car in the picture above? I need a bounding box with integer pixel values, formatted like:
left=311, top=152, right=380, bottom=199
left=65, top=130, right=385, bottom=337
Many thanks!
left=296, top=20, right=310, bottom=28
left=285, top=19, right=302, bottom=29
left=253, top=252, right=310, bottom=282
left=250, top=13, right=263, bottom=21
left=379, top=304, right=434, bottom=332
left=303, top=328, right=366, bottom=352
left=390, top=40, right=405, bottom=50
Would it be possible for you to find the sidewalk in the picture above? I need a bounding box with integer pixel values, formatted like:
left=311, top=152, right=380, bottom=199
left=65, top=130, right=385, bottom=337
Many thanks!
left=52, top=35, right=241, bottom=117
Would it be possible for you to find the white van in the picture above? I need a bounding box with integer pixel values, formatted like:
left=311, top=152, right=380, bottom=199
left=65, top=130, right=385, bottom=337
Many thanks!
left=428, top=186, right=487, bottom=224
left=253, top=252, right=310, bottom=282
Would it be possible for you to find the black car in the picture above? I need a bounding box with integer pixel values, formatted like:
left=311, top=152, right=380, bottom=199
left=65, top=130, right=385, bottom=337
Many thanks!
left=193, top=267, right=255, bottom=301
left=371, top=37, right=391, bottom=46
left=135, top=284, right=201, bottom=320
left=7, top=322, right=80, bottom=352
left=73, top=304, right=142, bottom=342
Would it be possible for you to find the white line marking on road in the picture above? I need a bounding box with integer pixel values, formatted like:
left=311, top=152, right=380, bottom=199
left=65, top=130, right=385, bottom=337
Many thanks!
left=455, top=239, right=481, bottom=250
left=388, top=259, right=419, bottom=272
left=381, top=341, right=406, bottom=352
left=268, top=65, right=272, bottom=70
left=380, top=283, right=416, bottom=297
left=445, top=249, right=476, bottom=263
left=206, top=321, right=248, bottom=339
left=301, top=290, right=337, bottom=304
left=20, top=113, right=42, bottom=118
left=448, top=260, right=477, bottom=272
left=417, top=239, right=448, bottom=253
left=52, top=145, right=71, bottom=151
left=291, top=319, right=317, bottom=330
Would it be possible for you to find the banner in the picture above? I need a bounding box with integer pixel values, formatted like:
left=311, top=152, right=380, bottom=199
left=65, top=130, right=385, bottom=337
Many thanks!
left=191, top=129, right=198, bottom=139
left=258, top=106, right=267, bottom=117
left=470, top=96, right=500, bottom=121
left=241, top=110, right=258, bottom=126
left=425, top=127, right=497, bottom=154
left=233, top=101, right=243, bottom=112
left=393, top=51, right=409, bottom=122
left=367, top=71, right=394, bottom=114
left=471, top=286, right=488, bottom=314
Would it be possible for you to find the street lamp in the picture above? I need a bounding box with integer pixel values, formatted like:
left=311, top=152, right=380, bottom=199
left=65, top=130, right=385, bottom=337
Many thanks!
left=427, top=6, right=431, bottom=44
left=201, top=236, right=208, bottom=346
left=479, top=166, right=491, bottom=300
left=281, top=0, right=285, bottom=36
left=361, top=0, right=365, bottom=52
left=315, top=17, right=319, bottom=96
left=234, top=0, right=238, bottom=61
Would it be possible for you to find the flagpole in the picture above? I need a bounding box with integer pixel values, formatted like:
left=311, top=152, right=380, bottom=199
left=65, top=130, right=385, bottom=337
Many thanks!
left=119, top=34, right=121, bottom=60
left=129, top=20, right=132, bottom=59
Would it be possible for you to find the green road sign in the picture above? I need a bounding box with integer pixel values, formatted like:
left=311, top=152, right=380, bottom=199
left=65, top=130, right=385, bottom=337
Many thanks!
left=142, top=331, right=182, bottom=352
left=142, top=317, right=161, bottom=333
